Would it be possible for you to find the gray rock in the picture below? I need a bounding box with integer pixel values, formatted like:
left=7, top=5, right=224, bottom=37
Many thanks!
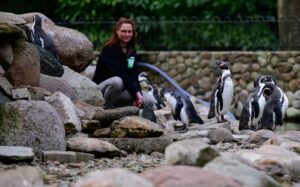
left=247, top=129, right=277, bottom=145
left=67, top=136, right=121, bottom=158
left=204, top=155, right=280, bottom=187
left=0, top=100, right=66, bottom=156
left=208, top=127, right=234, bottom=144
left=0, top=166, right=44, bottom=187
left=165, top=139, right=220, bottom=166
left=45, top=91, right=82, bottom=134
left=141, top=165, right=242, bottom=187
left=0, top=146, right=34, bottom=163
left=99, top=137, right=173, bottom=154
left=74, top=168, right=153, bottom=187
left=93, top=106, right=139, bottom=127
left=61, top=66, right=104, bottom=106
left=235, top=145, right=300, bottom=182
left=38, top=23, right=94, bottom=72
left=40, top=73, right=78, bottom=101
left=42, top=150, right=94, bottom=163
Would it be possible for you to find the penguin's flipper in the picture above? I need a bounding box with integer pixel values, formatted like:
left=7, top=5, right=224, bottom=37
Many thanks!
left=185, top=99, right=204, bottom=124
left=208, top=89, right=217, bottom=119
left=216, top=89, right=223, bottom=111
left=251, top=100, right=260, bottom=119
left=231, top=92, right=238, bottom=109
left=174, top=96, right=183, bottom=121
left=274, top=105, right=283, bottom=126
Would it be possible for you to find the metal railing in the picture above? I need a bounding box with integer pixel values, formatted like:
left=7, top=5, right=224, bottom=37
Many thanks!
left=56, top=16, right=300, bottom=51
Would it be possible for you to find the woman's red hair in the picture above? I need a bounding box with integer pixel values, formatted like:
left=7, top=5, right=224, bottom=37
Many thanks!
left=104, top=17, right=136, bottom=49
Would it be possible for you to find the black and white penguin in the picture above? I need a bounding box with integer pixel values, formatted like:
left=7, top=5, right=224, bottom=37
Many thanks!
left=138, top=72, right=150, bottom=90
left=31, top=14, right=58, bottom=59
left=180, top=95, right=204, bottom=126
left=138, top=72, right=165, bottom=110
left=160, top=87, right=183, bottom=121
left=258, top=82, right=289, bottom=130
left=161, top=87, right=203, bottom=132
left=239, top=75, right=277, bottom=130
left=149, top=84, right=166, bottom=110
left=208, top=61, right=234, bottom=123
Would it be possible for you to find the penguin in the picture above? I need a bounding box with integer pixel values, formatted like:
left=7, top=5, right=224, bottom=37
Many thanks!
left=161, top=87, right=203, bottom=133
left=139, top=104, right=157, bottom=123
left=31, top=14, right=58, bottom=60
left=138, top=72, right=165, bottom=110
left=160, top=87, right=183, bottom=121
left=258, top=82, right=289, bottom=130
left=208, top=61, right=234, bottom=123
left=149, top=84, right=166, bottom=110
left=180, top=95, right=204, bottom=126
left=138, top=72, right=151, bottom=90
left=239, top=75, right=277, bottom=130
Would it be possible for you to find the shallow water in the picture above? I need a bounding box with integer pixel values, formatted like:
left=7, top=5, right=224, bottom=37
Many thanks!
left=276, top=122, right=300, bottom=132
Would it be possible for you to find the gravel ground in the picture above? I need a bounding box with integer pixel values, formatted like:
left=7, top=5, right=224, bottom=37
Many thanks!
left=0, top=152, right=165, bottom=187
left=0, top=140, right=260, bottom=187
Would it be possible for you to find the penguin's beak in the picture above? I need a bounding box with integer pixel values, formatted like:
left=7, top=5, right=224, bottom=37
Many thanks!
left=263, top=87, right=272, bottom=100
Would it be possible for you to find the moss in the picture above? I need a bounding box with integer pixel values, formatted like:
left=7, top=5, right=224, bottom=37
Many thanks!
left=0, top=104, right=20, bottom=144
left=0, top=23, right=26, bottom=41
left=196, top=147, right=220, bottom=167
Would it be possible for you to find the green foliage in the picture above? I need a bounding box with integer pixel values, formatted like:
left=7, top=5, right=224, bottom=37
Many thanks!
left=56, top=0, right=277, bottom=51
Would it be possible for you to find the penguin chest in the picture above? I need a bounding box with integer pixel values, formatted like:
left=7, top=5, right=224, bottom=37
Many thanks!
left=280, top=92, right=289, bottom=118
left=180, top=106, right=189, bottom=125
left=164, top=93, right=177, bottom=113
left=219, top=79, right=233, bottom=114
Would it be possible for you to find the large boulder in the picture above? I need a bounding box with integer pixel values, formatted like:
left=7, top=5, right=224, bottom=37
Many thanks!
left=141, top=165, right=242, bottom=187
left=60, top=66, right=104, bottom=106
left=0, top=100, right=66, bottom=155
left=18, top=12, right=54, bottom=25
left=74, top=168, right=153, bottom=187
left=25, top=14, right=93, bottom=72
left=39, top=74, right=78, bottom=101
left=4, top=41, right=40, bottom=87
left=0, top=11, right=27, bottom=41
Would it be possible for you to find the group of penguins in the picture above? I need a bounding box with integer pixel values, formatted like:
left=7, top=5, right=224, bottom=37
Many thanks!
left=29, top=14, right=289, bottom=132
left=139, top=61, right=289, bottom=133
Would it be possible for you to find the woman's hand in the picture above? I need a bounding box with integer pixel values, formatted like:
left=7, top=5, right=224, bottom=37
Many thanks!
left=133, top=91, right=143, bottom=108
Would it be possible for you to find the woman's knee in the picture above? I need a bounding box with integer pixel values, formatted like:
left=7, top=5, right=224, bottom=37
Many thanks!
left=110, top=76, right=124, bottom=88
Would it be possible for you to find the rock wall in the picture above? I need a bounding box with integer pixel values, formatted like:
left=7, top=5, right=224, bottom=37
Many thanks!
left=139, top=51, right=300, bottom=109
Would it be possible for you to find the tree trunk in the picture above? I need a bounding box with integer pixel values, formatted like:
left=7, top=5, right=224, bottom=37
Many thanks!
left=278, top=0, right=300, bottom=50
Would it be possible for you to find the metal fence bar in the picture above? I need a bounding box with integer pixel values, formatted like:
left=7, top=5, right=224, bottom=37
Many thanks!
left=56, top=16, right=300, bottom=51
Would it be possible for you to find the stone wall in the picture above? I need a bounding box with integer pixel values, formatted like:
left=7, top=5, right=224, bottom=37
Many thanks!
left=138, top=51, right=300, bottom=109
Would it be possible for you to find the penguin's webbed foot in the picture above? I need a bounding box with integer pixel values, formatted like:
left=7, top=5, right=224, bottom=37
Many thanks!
left=216, top=116, right=228, bottom=123
left=174, top=125, right=189, bottom=133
